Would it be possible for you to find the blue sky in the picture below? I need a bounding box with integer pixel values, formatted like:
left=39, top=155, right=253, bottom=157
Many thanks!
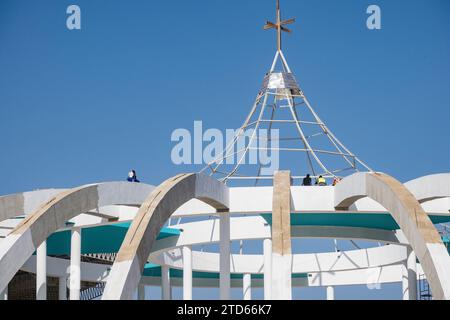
left=0, top=0, right=449, bottom=299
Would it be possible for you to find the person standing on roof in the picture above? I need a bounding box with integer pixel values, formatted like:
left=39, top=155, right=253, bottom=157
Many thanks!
left=332, top=177, right=341, bottom=186
left=302, top=174, right=312, bottom=186
left=316, top=175, right=327, bottom=186
left=127, top=170, right=140, bottom=183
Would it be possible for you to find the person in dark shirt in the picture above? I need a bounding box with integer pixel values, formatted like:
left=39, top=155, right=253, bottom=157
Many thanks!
left=127, top=170, right=140, bottom=183
left=302, top=174, right=312, bottom=186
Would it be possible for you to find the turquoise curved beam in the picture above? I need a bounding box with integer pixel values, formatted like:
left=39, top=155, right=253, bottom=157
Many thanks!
left=45, top=223, right=180, bottom=255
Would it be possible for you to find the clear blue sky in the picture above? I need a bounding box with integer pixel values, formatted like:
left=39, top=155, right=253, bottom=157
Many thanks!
left=0, top=0, right=449, bottom=299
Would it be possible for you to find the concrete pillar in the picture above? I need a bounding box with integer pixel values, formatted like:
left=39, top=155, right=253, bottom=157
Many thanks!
left=263, top=238, right=272, bottom=300
left=407, top=248, right=418, bottom=300
left=138, top=284, right=146, bottom=300
left=402, top=260, right=409, bottom=300
left=36, top=240, right=47, bottom=300
left=183, top=246, right=192, bottom=300
left=59, top=276, right=67, bottom=300
left=402, top=247, right=418, bottom=300
left=243, top=273, right=252, bottom=300
left=219, top=211, right=231, bottom=300
left=161, top=265, right=172, bottom=300
left=271, top=171, right=292, bottom=300
left=69, top=227, right=81, bottom=300
left=326, top=286, right=335, bottom=300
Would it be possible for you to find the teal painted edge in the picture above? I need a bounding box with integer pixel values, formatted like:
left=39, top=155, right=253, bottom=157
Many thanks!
left=260, top=213, right=450, bottom=231
left=143, top=263, right=307, bottom=279
left=442, top=236, right=450, bottom=254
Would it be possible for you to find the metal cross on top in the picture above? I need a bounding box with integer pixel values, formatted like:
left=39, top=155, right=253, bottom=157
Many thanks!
left=263, top=0, right=295, bottom=52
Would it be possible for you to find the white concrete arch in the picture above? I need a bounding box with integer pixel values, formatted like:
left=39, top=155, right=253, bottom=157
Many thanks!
left=0, top=181, right=155, bottom=294
left=0, top=189, right=66, bottom=223
left=102, top=173, right=229, bottom=300
left=334, top=172, right=450, bottom=300
left=404, top=173, right=450, bottom=203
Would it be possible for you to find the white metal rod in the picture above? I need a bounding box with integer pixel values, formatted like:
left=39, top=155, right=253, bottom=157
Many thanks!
left=247, top=147, right=355, bottom=157
left=287, top=99, right=326, bottom=175
left=303, top=96, right=373, bottom=171
left=258, top=119, right=324, bottom=125
left=205, top=93, right=262, bottom=174
left=270, top=51, right=280, bottom=72
left=224, top=92, right=270, bottom=181
left=255, top=105, right=276, bottom=185
left=278, top=50, right=292, bottom=73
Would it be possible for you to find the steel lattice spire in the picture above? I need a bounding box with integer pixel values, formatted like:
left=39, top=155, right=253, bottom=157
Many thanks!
left=200, top=0, right=372, bottom=185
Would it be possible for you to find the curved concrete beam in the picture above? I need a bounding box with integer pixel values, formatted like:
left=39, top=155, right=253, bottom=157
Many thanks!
left=0, top=189, right=66, bottom=222
left=335, top=172, right=450, bottom=300
left=152, top=244, right=408, bottom=274
left=141, top=264, right=405, bottom=288
left=404, top=173, right=450, bottom=203
left=102, top=173, right=229, bottom=300
left=0, top=182, right=154, bottom=294
left=150, top=217, right=407, bottom=258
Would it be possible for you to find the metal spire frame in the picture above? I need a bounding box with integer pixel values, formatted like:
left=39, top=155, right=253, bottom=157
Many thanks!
left=200, top=1, right=372, bottom=185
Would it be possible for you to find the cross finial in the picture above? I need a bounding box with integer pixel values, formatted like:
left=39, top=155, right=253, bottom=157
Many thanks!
left=263, top=0, right=295, bottom=52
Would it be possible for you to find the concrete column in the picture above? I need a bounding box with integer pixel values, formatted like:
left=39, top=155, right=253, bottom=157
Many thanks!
left=219, top=211, right=231, bottom=300
left=183, top=246, right=192, bottom=300
left=59, top=276, right=67, bottom=300
left=271, top=171, right=292, bottom=300
left=243, top=273, right=252, bottom=300
left=263, top=238, right=272, bottom=300
left=403, top=247, right=418, bottom=300
left=326, top=286, right=335, bottom=300
left=138, top=284, right=146, bottom=300
left=161, top=265, right=172, bottom=300
left=36, top=240, right=47, bottom=300
left=69, top=227, right=81, bottom=300
left=402, top=260, right=409, bottom=300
